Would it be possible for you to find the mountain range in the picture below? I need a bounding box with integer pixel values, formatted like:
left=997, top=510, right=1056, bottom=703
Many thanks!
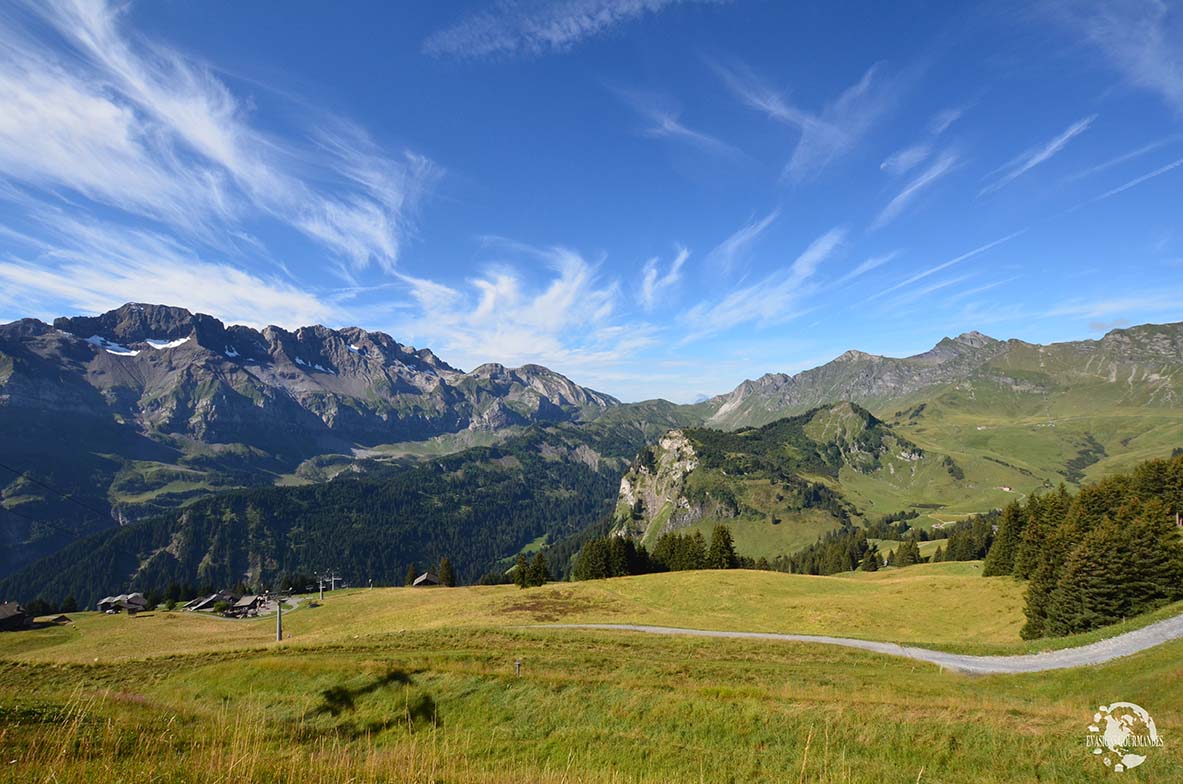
left=3, top=303, right=1183, bottom=597
left=0, top=303, right=618, bottom=574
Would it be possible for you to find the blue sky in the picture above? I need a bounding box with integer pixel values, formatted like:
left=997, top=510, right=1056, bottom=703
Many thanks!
left=1, top=0, right=1182, bottom=402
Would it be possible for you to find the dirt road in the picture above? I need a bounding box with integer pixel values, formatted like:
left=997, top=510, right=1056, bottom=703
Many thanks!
left=540, top=614, right=1183, bottom=673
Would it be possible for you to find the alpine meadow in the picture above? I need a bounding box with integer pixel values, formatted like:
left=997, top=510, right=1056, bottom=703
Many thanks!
left=3, top=1, right=1183, bottom=782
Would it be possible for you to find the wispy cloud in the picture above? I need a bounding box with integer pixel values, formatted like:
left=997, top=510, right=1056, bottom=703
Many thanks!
left=880, top=144, right=931, bottom=175
left=1088, top=155, right=1183, bottom=203
left=1047, top=291, right=1183, bottom=319
left=424, top=0, right=729, bottom=59
left=832, top=252, right=898, bottom=287
left=707, top=209, right=779, bottom=274
left=618, top=90, right=741, bottom=157
left=0, top=212, right=338, bottom=328
left=871, top=151, right=959, bottom=229
left=683, top=227, right=845, bottom=339
left=980, top=115, right=1097, bottom=195
left=867, top=230, right=1025, bottom=302
left=928, top=106, right=964, bottom=135
left=391, top=242, right=659, bottom=387
left=640, top=246, right=690, bottom=310
left=880, top=106, right=965, bottom=175
left=1045, top=0, right=1183, bottom=116
left=0, top=0, right=438, bottom=272
left=885, top=272, right=976, bottom=308
left=1064, top=135, right=1183, bottom=182
left=715, top=60, right=908, bottom=181
left=943, top=276, right=1021, bottom=306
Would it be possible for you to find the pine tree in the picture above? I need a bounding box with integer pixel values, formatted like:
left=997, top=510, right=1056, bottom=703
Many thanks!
left=859, top=545, right=881, bottom=572
left=931, top=545, right=943, bottom=563
left=573, top=539, right=610, bottom=581
left=438, top=557, right=455, bottom=587
left=60, top=595, right=78, bottom=613
left=707, top=525, right=739, bottom=569
left=895, top=536, right=922, bottom=567
left=983, top=501, right=1025, bottom=576
left=526, top=552, right=550, bottom=587
left=405, top=563, right=417, bottom=587
left=1045, top=519, right=1130, bottom=635
left=514, top=554, right=529, bottom=589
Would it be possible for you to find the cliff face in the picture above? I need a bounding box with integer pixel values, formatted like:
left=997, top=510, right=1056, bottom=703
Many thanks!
left=612, top=430, right=710, bottom=541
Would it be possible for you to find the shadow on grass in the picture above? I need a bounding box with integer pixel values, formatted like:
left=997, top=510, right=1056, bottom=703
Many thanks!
left=305, top=667, right=439, bottom=737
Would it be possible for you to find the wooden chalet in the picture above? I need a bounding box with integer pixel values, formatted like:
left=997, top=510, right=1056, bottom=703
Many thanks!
left=0, top=602, right=29, bottom=631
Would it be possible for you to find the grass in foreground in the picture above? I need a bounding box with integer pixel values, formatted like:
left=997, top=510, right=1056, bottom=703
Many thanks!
left=2, top=626, right=1181, bottom=783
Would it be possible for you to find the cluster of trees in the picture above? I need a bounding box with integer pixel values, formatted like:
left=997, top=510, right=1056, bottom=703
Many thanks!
left=513, top=552, right=551, bottom=588
left=572, top=525, right=740, bottom=580
left=776, top=513, right=995, bottom=576
left=981, top=456, right=1183, bottom=638
left=571, top=510, right=1002, bottom=582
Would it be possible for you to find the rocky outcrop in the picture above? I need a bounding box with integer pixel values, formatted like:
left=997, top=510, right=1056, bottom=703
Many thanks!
left=611, top=430, right=709, bottom=541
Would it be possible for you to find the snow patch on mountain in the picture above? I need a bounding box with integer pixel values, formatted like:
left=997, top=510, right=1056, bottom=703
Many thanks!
left=86, top=335, right=140, bottom=357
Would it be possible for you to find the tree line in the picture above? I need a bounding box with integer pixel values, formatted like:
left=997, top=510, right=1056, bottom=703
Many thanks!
left=572, top=525, right=740, bottom=580
left=980, top=454, right=1183, bottom=638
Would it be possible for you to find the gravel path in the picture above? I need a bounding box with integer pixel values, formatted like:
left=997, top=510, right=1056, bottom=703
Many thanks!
left=538, top=615, right=1183, bottom=674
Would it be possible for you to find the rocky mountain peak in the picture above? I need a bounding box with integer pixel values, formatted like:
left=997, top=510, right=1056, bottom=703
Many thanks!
left=54, top=303, right=210, bottom=343
left=951, top=330, right=997, bottom=348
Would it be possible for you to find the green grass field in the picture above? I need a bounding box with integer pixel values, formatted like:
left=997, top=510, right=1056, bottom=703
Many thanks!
left=3, top=564, right=1181, bottom=783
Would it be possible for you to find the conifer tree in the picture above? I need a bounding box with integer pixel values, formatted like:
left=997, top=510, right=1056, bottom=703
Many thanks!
left=707, top=525, right=739, bottom=569
left=438, top=557, right=455, bottom=587
left=405, top=563, right=417, bottom=587
left=514, top=553, right=529, bottom=589
left=860, top=545, right=881, bottom=572
left=526, top=552, right=550, bottom=587
left=983, top=501, right=1025, bottom=576
left=1045, top=519, right=1130, bottom=635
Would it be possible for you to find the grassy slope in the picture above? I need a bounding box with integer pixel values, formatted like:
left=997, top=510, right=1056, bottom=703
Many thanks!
left=3, top=567, right=1183, bottom=782
left=0, top=564, right=1054, bottom=664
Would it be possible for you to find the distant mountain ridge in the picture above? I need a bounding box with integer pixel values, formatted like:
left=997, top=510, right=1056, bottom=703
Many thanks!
left=0, top=303, right=619, bottom=574
left=701, top=323, right=1183, bottom=429
left=4, top=304, right=1183, bottom=587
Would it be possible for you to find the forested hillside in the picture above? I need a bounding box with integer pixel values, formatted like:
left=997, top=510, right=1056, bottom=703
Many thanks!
left=981, top=454, right=1183, bottom=637
left=0, top=423, right=645, bottom=607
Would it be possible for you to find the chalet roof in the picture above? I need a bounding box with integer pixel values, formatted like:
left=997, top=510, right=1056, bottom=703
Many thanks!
left=0, top=602, right=25, bottom=620
left=232, top=595, right=259, bottom=608
left=413, top=572, right=440, bottom=586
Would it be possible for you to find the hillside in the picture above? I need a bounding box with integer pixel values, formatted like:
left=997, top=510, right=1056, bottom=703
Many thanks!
left=0, top=422, right=650, bottom=607
left=700, top=323, right=1183, bottom=501
left=0, top=563, right=1028, bottom=663
left=0, top=303, right=620, bottom=575
left=4, top=567, right=1182, bottom=782
left=610, top=403, right=987, bottom=555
